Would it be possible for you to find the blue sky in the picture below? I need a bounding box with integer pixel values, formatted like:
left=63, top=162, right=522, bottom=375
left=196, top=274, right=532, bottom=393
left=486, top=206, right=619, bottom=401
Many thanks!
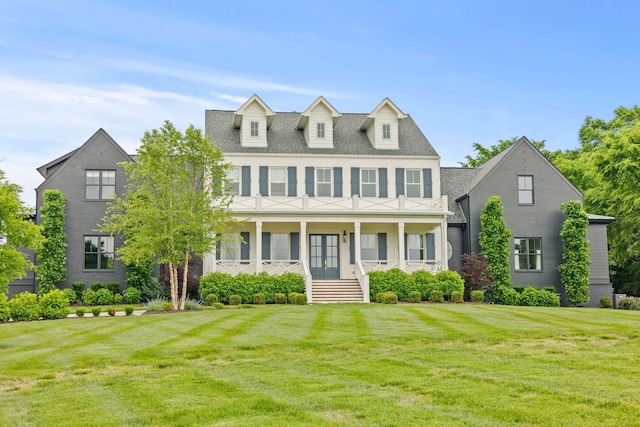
left=2, top=0, right=639, bottom=207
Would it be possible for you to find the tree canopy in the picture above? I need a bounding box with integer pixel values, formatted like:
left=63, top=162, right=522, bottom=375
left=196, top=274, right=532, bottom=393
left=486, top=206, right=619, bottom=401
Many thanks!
left=0, top=168, right=42, bottom=293
left=101, top=121, right=237, bottom=309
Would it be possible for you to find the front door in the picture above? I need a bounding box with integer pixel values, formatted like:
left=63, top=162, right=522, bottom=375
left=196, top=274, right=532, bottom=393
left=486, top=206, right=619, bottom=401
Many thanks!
left=309, top=234, right=340, bottom=279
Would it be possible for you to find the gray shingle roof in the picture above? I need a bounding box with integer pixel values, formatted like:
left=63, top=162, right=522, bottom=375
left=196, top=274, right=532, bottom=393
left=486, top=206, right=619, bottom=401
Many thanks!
left=205, top=110, right=439, bottom=157
left=441, top=167, right=480, bottom=224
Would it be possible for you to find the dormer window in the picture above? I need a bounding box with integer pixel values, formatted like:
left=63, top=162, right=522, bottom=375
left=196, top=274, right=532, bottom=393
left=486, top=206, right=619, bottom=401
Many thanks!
left=382, top=124, right=391, bottom=139
left=317, top=122, right=325, bottom=138
left=250, top=121, right=259, bottom=137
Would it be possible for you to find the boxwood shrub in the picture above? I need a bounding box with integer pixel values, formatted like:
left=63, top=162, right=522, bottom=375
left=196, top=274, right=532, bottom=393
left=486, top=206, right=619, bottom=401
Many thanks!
left=369, top=269, right=465, bottom=302
left=39, top=289, right=70, bottom=320
left=72, top=281, right=85, bottom=302
left=62, top=288, right=77, bottom=305
left=274, top=293, right=287, bottom=304
left=203, top=293, right=218, bottom=306
left=429, top=290, right=444, bottom=303
left=9, top=292, right=40, bottom=321
left=229, top=295, right=242, bottom=305
left=95, top=288, right=115, bottom=305
left=599, top=297, right=612, bottom=308
left=123, top=287, right=142, bottom=304
left=199, top=272, right=304, bottom=304
left=82, top=289, right=97, bottom=306
left=450, top=290, right=463, bottom=303
left=435, top=270, right=465, bottom=299
left=470, top=290, right=484, bottom=303
left=408, top=291, right=422, bottom=303
left=253, top=293, right=266, bottom=304
left=412, top=270, right=437, bottom=301
left=369, top=268, right=414, bottom=301
left=380, top=291, right=398, bottom=304
left=501, top=286, right=560, bottom=307
left=290, top=292, right=307, bottom=305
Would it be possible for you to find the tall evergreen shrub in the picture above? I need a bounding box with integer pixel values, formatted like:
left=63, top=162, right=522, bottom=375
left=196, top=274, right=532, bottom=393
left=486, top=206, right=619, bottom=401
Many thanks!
left=559, top=200, right=591, bottom=305
left=37, top=190, right=67, bottom=295
left=479, top=196, right=512, bottom=298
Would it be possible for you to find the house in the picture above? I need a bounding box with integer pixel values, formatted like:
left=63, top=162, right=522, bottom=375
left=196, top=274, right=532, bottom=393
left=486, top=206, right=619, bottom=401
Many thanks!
left=203, top=95, right=451, bottom=302
left=441, top=137, right=614, bottom=306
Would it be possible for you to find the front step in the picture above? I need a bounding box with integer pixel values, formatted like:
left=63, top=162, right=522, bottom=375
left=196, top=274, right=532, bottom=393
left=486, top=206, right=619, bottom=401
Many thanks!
left=311, top=279, right=364, bottom=303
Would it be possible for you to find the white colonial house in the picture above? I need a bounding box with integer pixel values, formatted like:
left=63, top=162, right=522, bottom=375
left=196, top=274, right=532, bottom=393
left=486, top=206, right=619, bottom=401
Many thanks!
left=202, top=95, right=451, bottom=302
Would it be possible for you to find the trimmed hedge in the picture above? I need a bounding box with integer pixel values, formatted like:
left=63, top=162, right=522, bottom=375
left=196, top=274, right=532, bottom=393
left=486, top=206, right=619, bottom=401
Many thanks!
left=199, top=272, right=304, bottom=304
left=501, top=286, right=560, bottom=307
left=470, top=290, right=484, bottom=303
left=369, top=269, right=465, bottom=302
left=379, top=291, right=398, bottom=304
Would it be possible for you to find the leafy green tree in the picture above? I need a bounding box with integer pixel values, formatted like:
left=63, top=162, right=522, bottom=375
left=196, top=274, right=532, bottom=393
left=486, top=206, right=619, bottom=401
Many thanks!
left=459, top=137, right=549, bottom=167
left=36, top=189, right=67, bottom=295
left=479, top=196, right=512, bottom=297
left=101, top=121, right=236, bottom=310
left=0, top=169, right=43, bottom=293
left=559, top=201, right=591, bottom=305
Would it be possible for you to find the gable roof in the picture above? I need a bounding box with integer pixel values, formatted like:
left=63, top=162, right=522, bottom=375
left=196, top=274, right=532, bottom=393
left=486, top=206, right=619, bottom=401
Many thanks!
left=233, top=94, right=275, bottom=129
left=36, top=128, right=134, bottom=191
left=296, top=96, right=341, bottom=130
left=359, top=97, right=406, bottom=131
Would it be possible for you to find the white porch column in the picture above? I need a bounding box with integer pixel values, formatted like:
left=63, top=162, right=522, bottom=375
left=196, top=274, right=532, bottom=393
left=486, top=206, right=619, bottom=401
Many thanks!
left=300, top=221, right=307, bottom=265
left=256, top=221, right=263, bottom=273
left=398, top=222, right=405, bottom=270
left=440, top=220, right=449, bottom=271
left=354, top=222, right=361, bottom=263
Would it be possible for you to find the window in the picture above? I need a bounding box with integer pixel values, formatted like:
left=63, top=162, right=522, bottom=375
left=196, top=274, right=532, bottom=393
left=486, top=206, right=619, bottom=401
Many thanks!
left=221, top=234, right=241, bottom=261
left=407, top=234, right=424, bottom=261
left=228, top=166, right=241, bottom=196
left=382, top=124, right=391, bottom=139
left=361, top=169, right=377, bottom=197
left=86, top=170, right=115, bottom=200
left=405, top=169, right=421, bottom=198
left=317, top=122, right=325, bottom=138
left=250, top=121, right=259, bottom=137
left=316, top=168, right=332, bottom=196
left=514, top=238, right=542, bottom=270
left=360, top=234, right=377, bottom=261
left=84, top=236, right=114, bottom=270
left=272, top=233, right=289, bottom=261
left=518, top=175, right=534, bottom=204
left=270, top=167, right=287, bottom=196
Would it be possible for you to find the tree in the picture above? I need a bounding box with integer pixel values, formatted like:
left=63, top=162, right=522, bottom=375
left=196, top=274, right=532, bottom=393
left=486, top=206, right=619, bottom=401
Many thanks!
left=0, top=168, right=43, bottom=293
left=558, top=201, right=591, bottom=305
left=459, top=137, right=549, bottom=167
left=479, top=196, right=512, bottom=297
left=36, top=189, right=68, bottom=295
left=458, top=252, right=494, bottom=296
left=101, top=121, right=236, bottom=310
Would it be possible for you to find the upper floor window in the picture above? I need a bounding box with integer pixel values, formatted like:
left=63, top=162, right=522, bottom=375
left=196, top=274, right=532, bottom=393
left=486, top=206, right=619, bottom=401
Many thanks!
left=316, top=168, right=332, bottom=197
left=514, top=238, right=542, bottom=270
left=405, top=169, right=422, bottom=198
left=250, top=121, right=259, bottom=137
left=228, top=166, right=241, bottom=196
left=361, top=169, right=377, bottom=197
left=382, top=124, right=391, bottom=139
left=518, top=175, right=534, bottom=204
left=271, top=233, right=290, bottom=261
left=317, top=122, right=325, bottom=138
left=361, top=234, right=377, bottom=261
left=270, top=167, right=287, bottom=196
left=84, top=236, right=114, bottom=270
left=86, top=170, right=115, bottom=200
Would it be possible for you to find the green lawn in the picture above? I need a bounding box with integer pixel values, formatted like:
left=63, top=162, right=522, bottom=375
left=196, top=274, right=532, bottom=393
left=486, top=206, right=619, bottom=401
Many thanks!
left=1, top=304, right=639, bottom=426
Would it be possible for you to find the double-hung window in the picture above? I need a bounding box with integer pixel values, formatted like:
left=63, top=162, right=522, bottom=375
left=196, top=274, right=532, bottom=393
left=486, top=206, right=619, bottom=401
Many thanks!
left=407, top=234, right=424, bottom=261
left=317, top=122, right=325, bottom=138
left=361, top=169, right=377, bottom=197
left=271, top=233, right=290, bottom=261
left=228, top=166, right=241, bottom=196
left=221, top=234, right=241, bottom=261
left=86, top=170, right=115, bottom=200
left=382, top=124, right=391, bottom=139
left=518, top=175, right=534, bottom=204
left=250, top=121, right=259, bottom=137
left=514, top=238, right=542, bottom=270
left=360, top=234, right=377, bottom=261
left=84, top=236, right=114, bottom=270
left=270, top=167, right=287, bottom=196
left=405, top=169, right=422, bottom=198
left=316, top=168, right=332, bottom=197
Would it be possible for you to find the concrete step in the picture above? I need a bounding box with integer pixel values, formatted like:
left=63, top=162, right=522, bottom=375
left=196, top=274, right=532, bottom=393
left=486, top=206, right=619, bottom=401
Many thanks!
left=311, top=279, right=364, bottom=303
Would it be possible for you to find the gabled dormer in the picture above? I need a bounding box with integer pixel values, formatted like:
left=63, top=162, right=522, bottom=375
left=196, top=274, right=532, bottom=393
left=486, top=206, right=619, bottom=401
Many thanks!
left=296, top=96, right=341, bottom=148
left=233, top=94, right=274, bottom=148
left=359, top=98, right=406, bottom=150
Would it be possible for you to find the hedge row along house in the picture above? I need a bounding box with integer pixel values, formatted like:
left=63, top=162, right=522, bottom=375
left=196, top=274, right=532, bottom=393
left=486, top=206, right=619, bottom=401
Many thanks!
left=9, top=95, right=614, bottom=306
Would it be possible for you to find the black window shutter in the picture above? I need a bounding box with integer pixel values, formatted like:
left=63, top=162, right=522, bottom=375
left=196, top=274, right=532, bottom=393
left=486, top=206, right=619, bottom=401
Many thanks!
left=423, top=168, right=432, bottom=198
left=259, top=166, right=269, bottom=196
left=216, top=239, right=221, bottom=260
left=378, top=233, right=387, bottom=261
left=379, top=168, right=388, bottom=198
left=240, top=231, right=250, bottom=264
left=290, top=232, right=300, bottom=261
left=426, top=233, right=436, bottom=261
left=351, top=167, right=360, bottom=196
left=287, top=167, right=297, bottom=197
left=262, top=232, right=271, bottom=261
left=241, top=166, right=251, bottom=196
left=404, top=232, right=408, bottom=260
left=349, top=232, right=355, bottom=264
left=396, top=168, right=405, bottom=197
left=305, top=167, right=314, bottom=196
left=333, top=167, right=343, bottom=197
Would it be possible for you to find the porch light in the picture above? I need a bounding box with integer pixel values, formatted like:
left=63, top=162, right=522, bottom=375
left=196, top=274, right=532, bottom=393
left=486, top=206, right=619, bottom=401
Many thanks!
left=343, top=230, right=347, bottom=243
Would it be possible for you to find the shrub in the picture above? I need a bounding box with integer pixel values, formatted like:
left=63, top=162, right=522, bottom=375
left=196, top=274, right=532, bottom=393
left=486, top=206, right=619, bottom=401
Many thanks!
left=76, top=308, right=85, bottom=317
left=82, top=289, right=97, bottom=306
left=213, top=302, right=224, bottom=309
left=62, top=288, right=77, bottom=305
left=39, top=289, right=71, bottom=320
left=512, top=286, right=526, bottom=294
left=435, top=270, right=465, bottom=299
left=458, top=252, right=494, bottom=296
left=162, top=302, right=174, bottom=311
left=253, top=293, right=266, bottom=305
left=288, top=292, right=297, bottom=304
left=0, top=294, right=11, bottom=323
left=106, top=281, right=121, bottom=294
left=125, top=306, right=134, bottom=316
left=203, top=294, right=218, bottom=306
left=429, top=290, right=444, bottom=303
left=380, top=291, right=398, bottom=304
left=91, top=307, right=101, bottom=317
left=145, top=298, right=166, bottom=312
left=123, top=287, right=142, bottom=304
left=274, top=292, right=287, bottom=304
left=72, top=282, right=85, bottom=302
left=183, top=299, right=201, bottom=310
left=199, top=272, right=304, bottom=304
left=113, top=293, right=123, bottom=304
left=140, top=278, right=168, bottom=301
left=90, top=281, right=105, bottom=291
left=542, top=286, right=557, bottom=294
left=500, top=288, right=520, bottom=306
left=408, top=291, right=422, bottom=303
left=369, top=268, right=414, bottom=302
left=290, top=292, right=307, bottom=305
left=470, top=290, right=484, bottom=303
left=95, top=288, right=115, bottom=305
left=618, top=296, right=640, bottom=310
left=599, top=297, right=613, bottom=309
left=9, top=292, right=40, bottom=321
left=375, top=292, right=384, bottom=303
left=229, top=295, right=242, bottom=305
left=519, top=287, right=560, bottom=307
left=108, top=307, right=116, bottom=316
left=412, top=270, right=437, bottom=301
left=450, top=291, right=464, bottom=303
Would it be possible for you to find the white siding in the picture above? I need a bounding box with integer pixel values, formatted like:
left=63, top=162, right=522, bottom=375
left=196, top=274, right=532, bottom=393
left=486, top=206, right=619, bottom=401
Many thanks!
left=239, top=102, right=268, bottom=147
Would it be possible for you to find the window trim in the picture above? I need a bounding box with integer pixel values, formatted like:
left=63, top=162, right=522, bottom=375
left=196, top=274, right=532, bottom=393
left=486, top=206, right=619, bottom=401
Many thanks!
left=228, top=166, right=241, bottom=196
left=405, top=169, right=422, bottom=198
left=360, top=168, right=378, bottom=197
left=250, top=121, right=259, bottom=137
left=271, top=233, right=290, bottom=261
left=407, top=234, right=424, bottom=261
left=317, top=122, right=325, bottom=138
left=270, top=167, right=287, bottom=197
left=518, top=175, right=534, bottom=205
left=382, top=124, right=391, bottom=139
left=85, top=170, right=116, bottom=200
left=316, top=167, right=333, bottom=197
left=514, top=237, right=542, bottom=271
left=221, top=234, right=241, bottom=261
left=360, top=234, right=377, bottom=261
left=84, top=235, right=115, bottom=270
